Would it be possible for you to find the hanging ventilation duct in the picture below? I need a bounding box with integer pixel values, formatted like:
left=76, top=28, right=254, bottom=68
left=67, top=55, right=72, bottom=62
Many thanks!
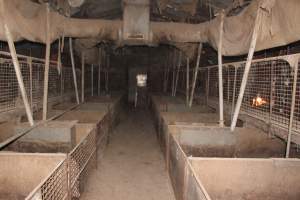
left=121, top=0, right=152, bottom=45
left=1, top=0, right=300, bottom=57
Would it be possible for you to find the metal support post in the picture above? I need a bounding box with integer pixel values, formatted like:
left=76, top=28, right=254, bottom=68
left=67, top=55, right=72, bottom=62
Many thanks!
left=28, top=57, right=33, bottom=113
left=4, top=24, right=34, bottom=126
left=189, top=43, right=203, bottom=107
left=218, top=12, right=225, bottom=127
left=42, top=4, right=51, bottom=121
left=230, top=6, right=262, bottom=131
left=69, top=38, right=80, bottom=104
left=174, top=51, right=182, bottom=97
left=231, top=66, right=237, bottom=120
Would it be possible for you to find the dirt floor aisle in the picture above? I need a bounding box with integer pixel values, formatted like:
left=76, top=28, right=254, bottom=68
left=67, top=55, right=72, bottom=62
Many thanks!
left=80, top=108, right=175, bottom=200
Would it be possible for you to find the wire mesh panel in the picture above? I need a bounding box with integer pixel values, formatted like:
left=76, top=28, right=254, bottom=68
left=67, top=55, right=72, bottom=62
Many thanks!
left=241, top=61, right=273, bottom=119
left=62, top=67, right=74, bottom=94
left=0, top=61, right=18, bottom=112
left=31, top=62, right=45, bottom=107
left=222, top=66, right=230, bottom=103
left=40, top=160, right=68, bottom=200
left=294, top=64, right=300, bottom=130
left=26, top=159, right=68, bottom=200
left=198, top=69, right=207, bottom=93
left=268, top=60, right=293, bottom=128
left=48, top=66, right=61, bottom=99
left=20, top=62, right=31, bottom=106
left=69, top=128, right=97, bottom=198
left=84, top=66, right=92, bottom=96
left=0, top=54, right=81, bottom=114
left=234, top=64, right=245, bottom=104
left=208, top=67, right=218, bottom=98
left=200, top=54, right=300, bottom=140
left=227, top=65, right=237, bottom=104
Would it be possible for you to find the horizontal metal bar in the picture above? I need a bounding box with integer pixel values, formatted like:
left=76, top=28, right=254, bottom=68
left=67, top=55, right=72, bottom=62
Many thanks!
left=0, top=50, right=59, bottom=65
left=0, top=103, right=81, bottom=149
left=201, top=53, right=300, bottom=70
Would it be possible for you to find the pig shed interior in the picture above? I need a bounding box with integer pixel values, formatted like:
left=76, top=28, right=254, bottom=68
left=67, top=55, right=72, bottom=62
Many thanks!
left=0, top=0, right=300, bottom=200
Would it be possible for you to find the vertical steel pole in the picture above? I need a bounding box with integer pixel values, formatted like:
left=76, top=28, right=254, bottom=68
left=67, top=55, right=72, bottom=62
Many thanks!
left=174, top=51, right=182, bottom=96
left=42, top=4, right=51, bottom=121
left=218, top=12, right=225, bottom=127
left=69, top=38, right=80, bottom=104
left=231, top=66, right=237, bottom=120
left=230, top=7, right=262, bottom=131
left=286, top=61, right=299, bottom=158
left=189, top=43, right=203, bottom=107
left=81, top=52, right=85, bottom=102
left=186, top=57, right=190, bottom=106
left=4, top=24, right=34, bottom=126
left=57, top=38, right=62, bottom=74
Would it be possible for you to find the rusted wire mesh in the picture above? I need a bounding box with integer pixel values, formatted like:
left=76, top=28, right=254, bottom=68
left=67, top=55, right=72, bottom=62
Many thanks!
left=26, top=127, right=97, bottom=200
left=69, top=128, right=97, bottom=198
left=26, top=159, right=68, bottom=200
left=40, top=160, right=69, bottom=200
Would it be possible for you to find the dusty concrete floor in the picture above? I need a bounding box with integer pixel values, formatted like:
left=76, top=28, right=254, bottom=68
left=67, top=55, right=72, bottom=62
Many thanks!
left=80, top=108, right=175, bottom=200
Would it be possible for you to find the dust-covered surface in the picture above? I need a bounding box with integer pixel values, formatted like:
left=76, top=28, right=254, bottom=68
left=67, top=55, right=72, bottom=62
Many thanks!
left=0, top=121, right=16, bottom=143
left=190, top=158, right=300, bottom=200
left=162, top=112, right=219, bottom=125
left=4, top=140, right=71, bottom=153
left=85, top=94, right=120, bottom=103
left=80, top=109, right=175, bottom=200
left=52, top=102, right=78, bottom=110
left=0, top=193, right=25, bottom=200
left=75, top=103, right=110, bottom=112
left=180, top=127, right=300, bottom=158
left=182, top=144, right=235, bottom=157
left=0, top=153, right=65, bottom=198
left=235, top=127, right=286, bottom=157
left=56, top=110, right=106, bottom=123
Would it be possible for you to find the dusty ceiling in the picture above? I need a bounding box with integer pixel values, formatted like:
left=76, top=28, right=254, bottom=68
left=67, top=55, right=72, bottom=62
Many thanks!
left=45, top=0, right=250, bottom=22
left=18, top=0, right=300, bottom=65
left=42, top=0, right=252, bottom=63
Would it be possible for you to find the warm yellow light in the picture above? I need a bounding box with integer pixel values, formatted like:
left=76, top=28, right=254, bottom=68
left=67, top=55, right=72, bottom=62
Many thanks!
left=252, top=96, right=267, bottom=107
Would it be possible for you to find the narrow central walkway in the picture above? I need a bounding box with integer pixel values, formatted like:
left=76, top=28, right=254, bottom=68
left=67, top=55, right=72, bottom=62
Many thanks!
left=81, top=108, right=175, bottom=200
